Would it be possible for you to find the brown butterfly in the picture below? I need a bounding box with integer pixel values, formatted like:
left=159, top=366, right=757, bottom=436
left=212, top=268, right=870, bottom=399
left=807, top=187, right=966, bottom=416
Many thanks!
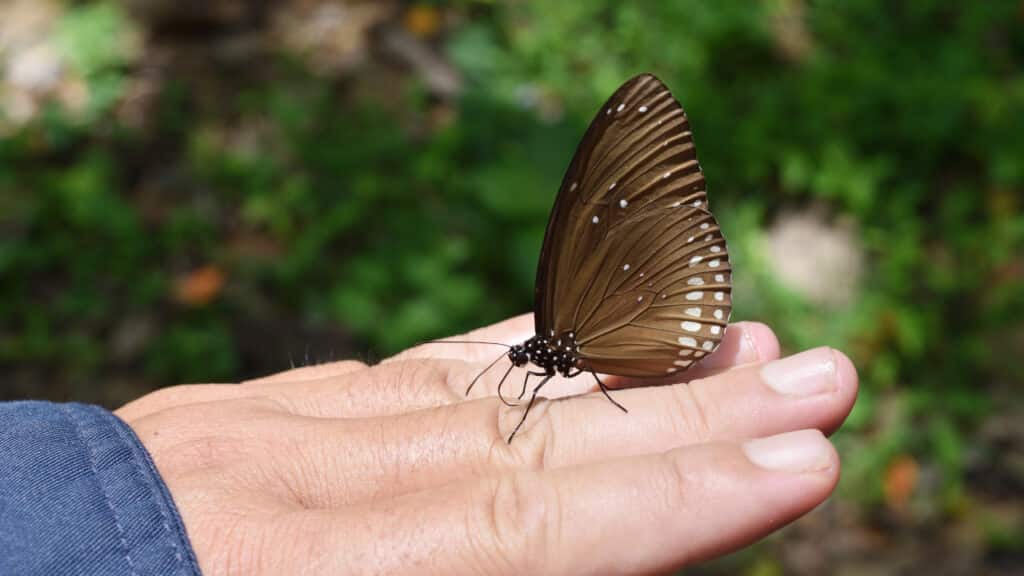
left=448, top=73, right=733, bottom=442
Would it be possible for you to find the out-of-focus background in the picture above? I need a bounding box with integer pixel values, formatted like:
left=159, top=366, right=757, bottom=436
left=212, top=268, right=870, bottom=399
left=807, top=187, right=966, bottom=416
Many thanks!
left=1, top=0, right=1022, bottom=573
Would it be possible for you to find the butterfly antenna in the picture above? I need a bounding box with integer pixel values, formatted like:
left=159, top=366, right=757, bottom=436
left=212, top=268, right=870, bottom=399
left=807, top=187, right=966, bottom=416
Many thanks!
left=428, top=339, right=513, bottom=348
left=465, top=352, right=507, bottom=396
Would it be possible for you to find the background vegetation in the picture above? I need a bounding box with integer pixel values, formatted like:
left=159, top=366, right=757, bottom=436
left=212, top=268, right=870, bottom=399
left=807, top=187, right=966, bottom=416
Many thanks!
left=1, top=1, right=1021, bottom=573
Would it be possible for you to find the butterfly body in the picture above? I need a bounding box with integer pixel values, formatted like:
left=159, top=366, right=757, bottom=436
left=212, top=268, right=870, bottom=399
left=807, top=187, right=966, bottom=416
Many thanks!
left=507, top=333, right=581, bottom=378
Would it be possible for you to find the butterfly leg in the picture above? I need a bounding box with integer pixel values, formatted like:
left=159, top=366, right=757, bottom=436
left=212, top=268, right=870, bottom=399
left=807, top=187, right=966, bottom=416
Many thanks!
left=517, top=370, right=546, bottom=400
left=508, top=374, right=554, bottom=444
left=591, top=371, right=628, bottom=413
left=465, top=352, right=507, bottom=395
left=495, top=364, right=517, bottom=407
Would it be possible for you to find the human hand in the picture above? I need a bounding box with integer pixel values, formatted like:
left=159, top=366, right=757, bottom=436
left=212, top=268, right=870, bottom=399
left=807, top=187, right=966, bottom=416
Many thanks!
left=117, top=314, right=857, bottom=575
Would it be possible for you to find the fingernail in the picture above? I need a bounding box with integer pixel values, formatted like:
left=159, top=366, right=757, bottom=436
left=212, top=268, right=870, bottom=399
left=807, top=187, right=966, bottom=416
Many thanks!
left=760, top=347, right=837, bottom=396
left=742, top=430, right=832, bottom=472
left=700, top=323, right=760, bottom=369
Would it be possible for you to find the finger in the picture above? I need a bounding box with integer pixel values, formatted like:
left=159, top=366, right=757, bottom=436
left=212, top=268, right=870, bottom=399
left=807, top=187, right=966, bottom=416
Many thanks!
left=115, top=360, right=371, bottom=422
left=385, top=314, right=535, bottom=364
left=270, top=348, right=854, bottom=507
left=686, top=320, right=780, bottom=373
left=116, top=383, right=249, bottom=422
left=286, top=429, right=838, bottom=575
left=120, top=313, right=535, bottom=422
left=243, top=360, right=369, bottom=385
left=246, top=321, right=779, bottom=421
left=118, top=321, right=778, bottom=424
left=117, top=357, right=530, bottom=425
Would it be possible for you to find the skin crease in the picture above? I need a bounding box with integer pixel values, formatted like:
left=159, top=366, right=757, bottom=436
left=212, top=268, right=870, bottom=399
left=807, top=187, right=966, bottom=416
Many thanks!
left=117, top=314, right=857, bottom=576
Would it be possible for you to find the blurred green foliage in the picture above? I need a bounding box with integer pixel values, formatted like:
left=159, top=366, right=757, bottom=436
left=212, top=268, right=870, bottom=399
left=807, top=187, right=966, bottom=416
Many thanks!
left=1, top=0, right=1023, bottom=561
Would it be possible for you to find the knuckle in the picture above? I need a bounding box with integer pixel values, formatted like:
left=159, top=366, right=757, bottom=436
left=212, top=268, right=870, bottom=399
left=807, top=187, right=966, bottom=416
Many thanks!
left=195, top=515, right=285, bottom=576
left=488, top=399, right=558, bottom=472
left=381, top=359, right=465, bottom=404
left=334, top=359, right=368, bottom=371
left=475, top=475, right=553, bottom=575
left=434, top=359, right=480, bottom=402
left=143, top=400, right=284, bottom=473
left=659, top=448, right=700, bottom=511
left=133, top=383, right=228, bottom=412
left=668, top=381, right=718, bottom=442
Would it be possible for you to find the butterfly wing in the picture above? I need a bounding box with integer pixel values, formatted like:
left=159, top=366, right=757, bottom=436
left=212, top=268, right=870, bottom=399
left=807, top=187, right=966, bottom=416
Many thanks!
left=534, top=73, right=732, bottom=377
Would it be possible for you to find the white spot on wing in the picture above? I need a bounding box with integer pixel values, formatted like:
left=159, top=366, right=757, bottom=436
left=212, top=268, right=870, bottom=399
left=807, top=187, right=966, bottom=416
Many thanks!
left=639, top=105, right=648, bottom=113
left=686, top=291, right=704, bottom=301
left=687, top=277, right=704, bottom=286
left=681, top=321, right=701, bottom=332
left=689, top=255, right=703, bottom=265
left=702, top=341, right=714, bottom=351
left=609, top=182, right=617, bottom=190
left=700, top=223, right=709, bottom=230
left=715, top=274, right=725, bottom=282
left=666, top=367, right=677, bottom=373
left=710, top=245, right=722, bottom=253
left=674, top=359, right=692, bottom=367
left=714, top=291, right=725, bottom=301
left=710, top=325, right=721, bottom=335
left=619, top=198, right=628, bottom=208
left=714, top=309, right=724, bottom=320
left=678, top=336, right=697, bottom=348
left=685, top=307, right=701, bottom=317
left=622, top=263, right=630, bottom=271
left=570, top=181, right=578, bottom=191
left=709, top=259, right=720, bottom=268
left=592, top=215, right=600, bottom=224
left=616, top=103, right=625, bottom=112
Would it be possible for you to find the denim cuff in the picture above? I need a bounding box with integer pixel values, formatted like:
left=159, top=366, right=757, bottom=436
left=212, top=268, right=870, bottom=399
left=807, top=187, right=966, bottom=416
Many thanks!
left=0, top=401, right=201, bottom=575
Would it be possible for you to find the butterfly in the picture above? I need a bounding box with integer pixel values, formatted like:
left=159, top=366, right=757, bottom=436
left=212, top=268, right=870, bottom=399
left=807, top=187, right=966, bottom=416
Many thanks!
left=448, top=73, right=732, bottom=442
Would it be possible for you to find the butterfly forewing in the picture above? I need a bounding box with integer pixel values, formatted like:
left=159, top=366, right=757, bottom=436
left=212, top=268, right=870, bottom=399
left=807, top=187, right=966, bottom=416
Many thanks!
left=535, top=73, right=732, bottom=377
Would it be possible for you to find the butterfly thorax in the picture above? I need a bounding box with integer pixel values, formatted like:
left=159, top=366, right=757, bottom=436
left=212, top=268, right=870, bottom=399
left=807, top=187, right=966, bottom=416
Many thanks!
left=508, top=334, right=580, bottom=377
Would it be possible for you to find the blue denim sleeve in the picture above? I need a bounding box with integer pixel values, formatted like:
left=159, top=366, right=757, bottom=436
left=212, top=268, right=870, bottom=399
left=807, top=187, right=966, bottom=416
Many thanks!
left=0, top=401, right=202, bottom=575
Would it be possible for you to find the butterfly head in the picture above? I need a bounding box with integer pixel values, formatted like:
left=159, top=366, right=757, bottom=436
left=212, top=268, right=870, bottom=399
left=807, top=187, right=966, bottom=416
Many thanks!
left=507, top=342, right=530, bottom=368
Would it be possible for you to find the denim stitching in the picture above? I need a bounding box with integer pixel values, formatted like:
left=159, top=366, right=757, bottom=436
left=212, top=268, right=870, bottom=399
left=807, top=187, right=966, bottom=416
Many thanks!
left=61, top=405, right=138, bottom=576
left=107, top=408, right=185, bottom=568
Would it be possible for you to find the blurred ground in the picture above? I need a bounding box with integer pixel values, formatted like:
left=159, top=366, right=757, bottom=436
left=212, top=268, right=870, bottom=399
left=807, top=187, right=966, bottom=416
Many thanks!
left=1, top=1, right=1022, bottom=574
